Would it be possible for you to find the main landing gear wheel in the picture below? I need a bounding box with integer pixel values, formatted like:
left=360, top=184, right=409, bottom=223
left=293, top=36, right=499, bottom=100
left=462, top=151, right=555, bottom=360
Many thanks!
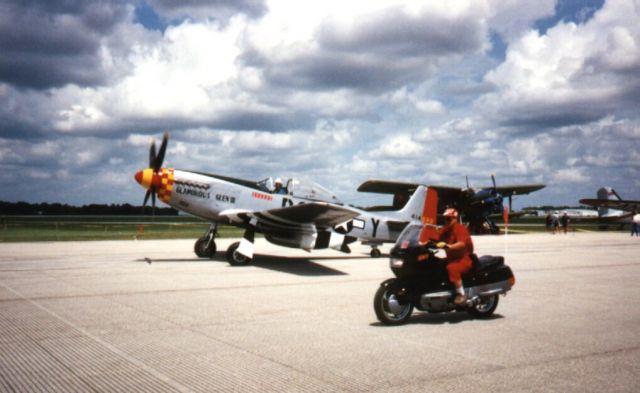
left=467, top=294, right=499, bottom=318
left=370, top=248, right=382, bottom=258
left=226, top=241, right=251, bottom=266
left=194, top=237, right=216, bottom=258
left=374, top=280, right=413, bottom=325
left=195, top=224, right=218, bottom=259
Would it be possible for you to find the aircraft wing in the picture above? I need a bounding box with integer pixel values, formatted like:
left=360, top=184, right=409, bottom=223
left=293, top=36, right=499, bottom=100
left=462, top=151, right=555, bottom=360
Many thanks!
left=254, top=202, right=362, bottom=228
left=357, top=179, right=420, bottom=194
left=358, top=180, right=463, bottom=204
left=495, top=184, right=546, bottom=196
left=427, top=185, right=466, bottom=202
left=579, top=199, right=640, bottom=213
left=357, top=179, right=545, bottom=209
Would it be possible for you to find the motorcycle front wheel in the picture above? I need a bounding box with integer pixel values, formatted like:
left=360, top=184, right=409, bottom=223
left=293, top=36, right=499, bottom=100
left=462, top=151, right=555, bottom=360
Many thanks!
left=374, top=280, right=413, bottom=325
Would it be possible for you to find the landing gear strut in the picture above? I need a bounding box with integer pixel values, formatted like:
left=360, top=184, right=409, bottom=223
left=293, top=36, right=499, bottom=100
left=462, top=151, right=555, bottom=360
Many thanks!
left=226, top=220, right=256, bottom=266
left=194, top=223, right=217, bottom=258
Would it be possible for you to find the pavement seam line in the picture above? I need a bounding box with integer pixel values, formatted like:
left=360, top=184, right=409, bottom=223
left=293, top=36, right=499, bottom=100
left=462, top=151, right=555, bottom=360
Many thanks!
left=0, top=280, right=194, bottom=393
left=102, top=290, right=355, bottom=392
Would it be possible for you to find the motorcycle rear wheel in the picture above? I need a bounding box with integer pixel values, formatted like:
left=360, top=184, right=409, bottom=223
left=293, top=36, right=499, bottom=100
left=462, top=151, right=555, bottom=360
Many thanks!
left=374, top=280, right=413, bottom=325
left=467, top=294, right=499, bottom=318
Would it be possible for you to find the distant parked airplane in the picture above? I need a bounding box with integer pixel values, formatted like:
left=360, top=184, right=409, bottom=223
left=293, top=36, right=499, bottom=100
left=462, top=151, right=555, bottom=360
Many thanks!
left=358, top=175, right=545, bottom=234
left=579, top=187, right=640, bottom=225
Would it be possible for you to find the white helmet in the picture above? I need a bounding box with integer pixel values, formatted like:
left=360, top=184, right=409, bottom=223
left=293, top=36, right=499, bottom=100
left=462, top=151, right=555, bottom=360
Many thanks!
left=275, top=178, right=283, bottom=185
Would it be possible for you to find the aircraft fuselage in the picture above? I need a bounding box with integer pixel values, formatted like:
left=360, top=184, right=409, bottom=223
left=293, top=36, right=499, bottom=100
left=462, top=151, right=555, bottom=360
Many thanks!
left=146, top=169, right=415, bottom=250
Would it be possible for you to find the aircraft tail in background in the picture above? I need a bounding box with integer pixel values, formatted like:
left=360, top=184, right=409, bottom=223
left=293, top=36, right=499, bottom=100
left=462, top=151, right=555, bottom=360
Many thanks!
left=580, top=187, right=639, bottom=225
left=394, top=185, right=428, bottom=222
left=596, top=187, right=622, bottom=218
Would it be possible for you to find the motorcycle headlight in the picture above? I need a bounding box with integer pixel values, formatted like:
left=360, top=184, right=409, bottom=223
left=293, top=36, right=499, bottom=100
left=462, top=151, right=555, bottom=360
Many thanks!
left=390, top=258, right=404, bottom=268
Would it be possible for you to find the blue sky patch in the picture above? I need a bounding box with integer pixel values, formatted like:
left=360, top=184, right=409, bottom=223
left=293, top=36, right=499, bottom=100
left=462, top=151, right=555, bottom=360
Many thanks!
left=535, top=0, right=605, bottom=34
left=134, top=1, right=167, bottom=32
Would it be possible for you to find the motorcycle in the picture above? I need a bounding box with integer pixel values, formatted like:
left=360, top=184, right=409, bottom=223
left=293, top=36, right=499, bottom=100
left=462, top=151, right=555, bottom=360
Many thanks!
left=374, top=223, right=515, bottom=325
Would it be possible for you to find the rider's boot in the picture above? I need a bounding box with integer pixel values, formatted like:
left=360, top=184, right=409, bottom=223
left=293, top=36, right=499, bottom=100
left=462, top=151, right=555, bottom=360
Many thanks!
left=453, top=284, right=467, bottom=305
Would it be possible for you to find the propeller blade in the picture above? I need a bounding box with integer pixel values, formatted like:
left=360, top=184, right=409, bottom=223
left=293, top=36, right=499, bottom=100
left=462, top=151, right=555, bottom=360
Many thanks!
left=149, top=139, right=157, bottom=169
left=143, top=189, right=152, bottom=214
left=154, top=131, right=169, bottom=170
left=491, top=173, right=497, bottom=190
left=141, top=132, right=168, bottom=216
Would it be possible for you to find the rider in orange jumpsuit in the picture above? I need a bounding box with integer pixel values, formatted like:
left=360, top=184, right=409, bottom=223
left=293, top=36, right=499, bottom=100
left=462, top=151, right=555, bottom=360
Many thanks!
left=437, top=208, right=474, bottom=305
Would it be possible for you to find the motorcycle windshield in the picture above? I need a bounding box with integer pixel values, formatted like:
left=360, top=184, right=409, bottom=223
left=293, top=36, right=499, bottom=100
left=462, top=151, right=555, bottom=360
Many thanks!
left=396, top=223, right=424, bottom=249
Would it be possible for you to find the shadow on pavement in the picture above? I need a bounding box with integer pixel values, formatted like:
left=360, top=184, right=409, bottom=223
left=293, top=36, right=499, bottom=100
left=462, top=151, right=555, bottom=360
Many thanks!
left=250, top=255, right=349, bottom=276
left=136, top=252, right=374, bottom=276
left=370, top=312, right=504, bottom=327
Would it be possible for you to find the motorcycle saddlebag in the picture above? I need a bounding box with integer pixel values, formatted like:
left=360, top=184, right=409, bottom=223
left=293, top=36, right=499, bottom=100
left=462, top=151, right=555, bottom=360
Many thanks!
left=472, top=255, right=504, bottom=271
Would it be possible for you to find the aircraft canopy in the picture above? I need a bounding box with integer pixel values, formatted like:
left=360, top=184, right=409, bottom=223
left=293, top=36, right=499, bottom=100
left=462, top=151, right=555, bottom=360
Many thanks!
left=257, top=177, right=342, bottom=204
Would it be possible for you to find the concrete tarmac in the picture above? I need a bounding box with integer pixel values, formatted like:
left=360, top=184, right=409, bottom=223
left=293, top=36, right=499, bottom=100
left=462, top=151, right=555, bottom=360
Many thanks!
left=0, top=232, right=638, bottom=392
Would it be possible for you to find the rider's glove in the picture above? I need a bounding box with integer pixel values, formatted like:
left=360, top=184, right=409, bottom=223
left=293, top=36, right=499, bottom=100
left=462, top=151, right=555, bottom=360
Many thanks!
left=436, top=242, right=448, bottom=249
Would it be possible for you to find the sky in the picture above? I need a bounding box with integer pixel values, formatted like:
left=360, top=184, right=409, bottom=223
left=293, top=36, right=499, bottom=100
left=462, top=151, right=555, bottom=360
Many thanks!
left=0, top=0, right=638, bottom=209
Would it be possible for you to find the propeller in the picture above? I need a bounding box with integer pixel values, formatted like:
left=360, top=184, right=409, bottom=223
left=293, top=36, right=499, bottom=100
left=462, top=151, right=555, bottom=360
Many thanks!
left=490, top=173, right=517, bottom=212
left=462, top=175, right=474, bottom=199
left=490, top=173, right=503, bottom=212
left=468, top=174, right=503, bottom=212
left=135, top=132, right=169, bottom=215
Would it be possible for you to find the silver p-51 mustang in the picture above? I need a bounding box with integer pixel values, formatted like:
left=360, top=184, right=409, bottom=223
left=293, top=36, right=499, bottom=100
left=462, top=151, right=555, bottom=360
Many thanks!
left=134, top=133, right=430, bottom=265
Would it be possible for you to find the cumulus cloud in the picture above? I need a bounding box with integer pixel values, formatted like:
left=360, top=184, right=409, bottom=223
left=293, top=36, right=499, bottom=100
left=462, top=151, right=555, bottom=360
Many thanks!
left=552, top=167, right=590, bottom=183
left=242, top=1, right=489, bottom=94
left=1, top=0, right=638, bottom=208
left=487, top=0, right=556, bottom=42
left=0, top=0, right=132, bottom=90
left=477, top=0, right=640, bottom=130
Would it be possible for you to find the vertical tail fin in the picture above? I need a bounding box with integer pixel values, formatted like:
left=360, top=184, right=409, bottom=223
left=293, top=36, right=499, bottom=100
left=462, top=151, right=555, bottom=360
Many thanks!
left=396, top=185, right=428, bottom=221
left=393, top=185, right=439, bottom=243
left=421, top=187, right=438, bottom=225
left=420, top=187, right=439, bottom=243
left=597, top=187, right=621, bottom=217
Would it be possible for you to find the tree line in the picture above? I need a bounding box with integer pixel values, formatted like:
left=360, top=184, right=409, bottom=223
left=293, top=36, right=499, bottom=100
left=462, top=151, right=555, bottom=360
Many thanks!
left=522, top=205, right=595, bottom=212
left=0, top=201, right=178, bottom=215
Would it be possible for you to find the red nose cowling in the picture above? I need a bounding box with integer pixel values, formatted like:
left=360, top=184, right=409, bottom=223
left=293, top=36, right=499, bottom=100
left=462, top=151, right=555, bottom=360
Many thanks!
left=134, top=170, right=143, bottom=185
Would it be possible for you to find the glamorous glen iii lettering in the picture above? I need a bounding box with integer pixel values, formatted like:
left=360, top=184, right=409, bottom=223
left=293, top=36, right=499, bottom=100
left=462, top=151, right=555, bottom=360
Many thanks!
left=176, top=185, right=210, bottom=199
left=216, top=194, right=236, bottom=204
